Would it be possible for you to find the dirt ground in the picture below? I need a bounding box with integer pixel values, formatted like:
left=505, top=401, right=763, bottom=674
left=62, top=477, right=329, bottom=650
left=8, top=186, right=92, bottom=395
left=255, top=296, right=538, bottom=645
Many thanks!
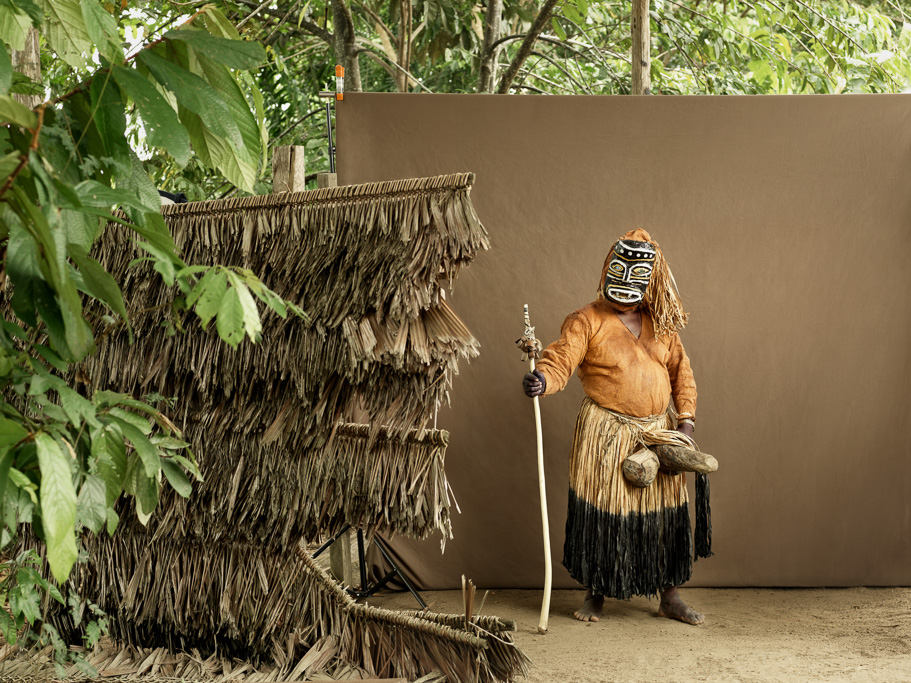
left=369, top=587, right=911, bottom=683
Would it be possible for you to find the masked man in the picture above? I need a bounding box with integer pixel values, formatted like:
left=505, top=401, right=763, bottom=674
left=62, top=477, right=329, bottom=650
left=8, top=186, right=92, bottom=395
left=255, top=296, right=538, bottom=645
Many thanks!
left=523, top=229, right=710, bottom=625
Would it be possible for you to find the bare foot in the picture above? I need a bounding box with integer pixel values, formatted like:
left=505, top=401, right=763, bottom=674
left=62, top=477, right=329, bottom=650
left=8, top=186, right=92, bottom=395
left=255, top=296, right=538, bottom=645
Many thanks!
left=658, top=586, right=704, bottom=625
left=573, top=587, right=604, bottom=622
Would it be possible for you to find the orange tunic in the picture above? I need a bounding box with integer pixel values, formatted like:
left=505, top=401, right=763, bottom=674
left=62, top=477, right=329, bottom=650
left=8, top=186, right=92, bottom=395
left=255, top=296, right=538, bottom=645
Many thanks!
left=535, top=300, right=697, bottom=419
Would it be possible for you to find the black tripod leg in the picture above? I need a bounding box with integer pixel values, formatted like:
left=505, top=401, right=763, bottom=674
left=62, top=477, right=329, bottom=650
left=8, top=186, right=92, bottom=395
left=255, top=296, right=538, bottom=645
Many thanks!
left=373, top=534, right=427, bottom=609
left=357, top=528, right=368, bottom=593
left=312, top=523, right=352, bottom=559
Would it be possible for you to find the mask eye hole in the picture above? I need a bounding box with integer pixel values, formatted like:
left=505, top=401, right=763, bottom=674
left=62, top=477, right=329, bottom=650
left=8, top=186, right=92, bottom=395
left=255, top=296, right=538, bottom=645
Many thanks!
left=631, top=265, right=651, bottom=278
left=609, top=261, right=625, bottom=275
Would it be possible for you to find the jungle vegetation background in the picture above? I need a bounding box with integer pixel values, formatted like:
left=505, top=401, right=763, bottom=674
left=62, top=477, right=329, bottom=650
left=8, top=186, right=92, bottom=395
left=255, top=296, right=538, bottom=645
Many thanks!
left=0, top=0, right=909, bottom=674
left=149, top=0, right=911, bottom=197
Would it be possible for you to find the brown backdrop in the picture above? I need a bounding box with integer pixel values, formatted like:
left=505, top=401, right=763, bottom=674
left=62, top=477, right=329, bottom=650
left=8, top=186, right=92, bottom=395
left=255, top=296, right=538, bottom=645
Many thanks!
left=337, top=93, right=911, bottom=589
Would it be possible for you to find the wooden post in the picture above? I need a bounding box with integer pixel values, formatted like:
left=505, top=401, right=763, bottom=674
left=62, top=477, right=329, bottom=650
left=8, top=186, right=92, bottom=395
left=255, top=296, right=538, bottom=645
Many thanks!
left=317, top=172, right=338, bottom=189
left=272, top=145, right=307, bottom=193
left=314, top=167, right=349, bottom=584
left=330, top=529, right=354, bottom=587
left=631, top=0, right=651, bottom=95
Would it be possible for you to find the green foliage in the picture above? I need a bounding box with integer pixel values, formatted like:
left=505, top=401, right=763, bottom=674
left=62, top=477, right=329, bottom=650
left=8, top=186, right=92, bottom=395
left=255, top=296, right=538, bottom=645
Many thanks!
left=0, top=549, right=108, bottom=677
left=0, top=0, right=304, bottom=656
left=130, top=0, right=911, bottom=198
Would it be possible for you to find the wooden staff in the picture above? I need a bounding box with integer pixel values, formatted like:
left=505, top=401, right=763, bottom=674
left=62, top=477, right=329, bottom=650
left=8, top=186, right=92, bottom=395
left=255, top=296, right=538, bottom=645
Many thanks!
left=517, top=304, right=551, bottom=634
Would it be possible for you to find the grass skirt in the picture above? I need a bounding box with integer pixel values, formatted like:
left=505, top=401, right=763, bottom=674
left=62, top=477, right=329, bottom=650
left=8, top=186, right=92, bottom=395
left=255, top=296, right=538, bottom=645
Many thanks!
left=563, top=397, right=694, bottom=599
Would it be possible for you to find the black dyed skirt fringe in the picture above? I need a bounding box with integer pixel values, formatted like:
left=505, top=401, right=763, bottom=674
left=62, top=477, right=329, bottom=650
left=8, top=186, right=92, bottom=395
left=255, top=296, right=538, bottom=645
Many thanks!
left=563, top=489, right=694, bottom=600
left=562, top=398, right=712, bottom=600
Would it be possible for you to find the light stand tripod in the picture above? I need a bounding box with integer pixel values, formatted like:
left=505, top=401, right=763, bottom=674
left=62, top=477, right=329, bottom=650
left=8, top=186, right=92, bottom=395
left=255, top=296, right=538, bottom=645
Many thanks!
left=312, top=524, right=427, bottom=609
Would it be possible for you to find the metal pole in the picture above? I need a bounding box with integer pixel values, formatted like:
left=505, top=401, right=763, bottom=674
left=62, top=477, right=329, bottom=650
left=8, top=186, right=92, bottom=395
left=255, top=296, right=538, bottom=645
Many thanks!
left=325, top=100, right=336, bottom=174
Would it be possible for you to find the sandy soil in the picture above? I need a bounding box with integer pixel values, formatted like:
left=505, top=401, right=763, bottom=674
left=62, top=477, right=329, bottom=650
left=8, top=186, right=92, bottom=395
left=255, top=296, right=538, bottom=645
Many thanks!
left=369, top=587, right=911, bottom=682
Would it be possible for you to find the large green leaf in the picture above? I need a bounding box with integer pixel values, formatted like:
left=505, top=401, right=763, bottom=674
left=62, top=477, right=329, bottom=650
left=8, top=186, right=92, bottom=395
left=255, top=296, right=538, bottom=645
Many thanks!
left=60, top=92, right=115, bottom=175
left=0, top=607, right=16, bottom=645
left=226, top=272, right=261, bottom=341
left=56, top=384, right=97, bottom=429
left=37, top=0, right=91, bottom=69
left=57, top=271, right=95, bottom=361
left=32, top=282, right=68, bottom=353
left=0, top=5, right=32, bottom=51
left=74, top=179, right=147, bottom=211
left=163, top=28, right=265, bottom=70
left=90, top=426, right=127, bottom=507
left=75, top=474, right=106, bottom=533
left=120, top=150, right=167, bottom=214
left=0, top=417, right=25, bottom=527
left=194, top=53, right=259, bottom=190
left=212, top=129, right=256, bottom=193
left=239, top=71, right=268, bottom=168
left=185, top=266, right=217, bottom=307
left=67, top=242, right=128, bottom=325
left=0, top=448, right=13, bottom=509
left=134, top=239, right=176, bottom=285
left=89, top=70, right=129, bottom=163
left=0, top=41, right=11, bottom=95
left=160, top=458, right=191, bottom=498
left=194, top=268, right=227, bottom=329
left=9, top=582, right=41, bottom=624
left=178, top=105, right=215, bottom=166
left=108, top=407, right=152, bottom=435
left=109, top=417, right=160, bottom=478
left=0, top=151, right=20, bottom=179
left=35, top=433, right=77, bottom=582
left=216, top=285, right=245, bottom=347
left=137, top=49, right=242, bottom=148
left=172, top=453, right=202, bottom=482
left=9, top=186, right=62, bottom=288
left=111, top=65, right=190, bottom=167
left=58, top=208, right=95, bottom=253
left=81, top=0, right=120, bottom=62
left=9, top=186, right=93, bottom=360
left=5, top=0, right=42, bottom=26
left=201, top=7, right=240, bottom=40
left=135, top=472, right=158, bottom=524
left=5, top=221, right=43, bottom=327
left=125, top=456, right=158, bottom=525
left=0, top=94, right=36, bottom=128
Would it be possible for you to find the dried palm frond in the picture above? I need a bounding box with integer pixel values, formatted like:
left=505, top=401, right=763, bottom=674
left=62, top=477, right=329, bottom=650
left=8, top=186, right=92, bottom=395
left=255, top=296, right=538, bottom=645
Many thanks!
left=0, top=635, right=378, bottom=681
left=22, top=535, right=530, bottom=682
left=10, top=173, right=518, bottom=673
left=109, top=423, right=453, bottom=554
left=75, top=173, right=487, bottom=553
left=292, top=545, right=529, bottom=683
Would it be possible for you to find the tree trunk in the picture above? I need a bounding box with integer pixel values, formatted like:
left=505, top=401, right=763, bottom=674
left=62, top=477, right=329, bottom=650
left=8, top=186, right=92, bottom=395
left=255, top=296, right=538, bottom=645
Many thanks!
left=332, top=0, right=362, bottom=91
left=394, top=0, right=412, bottom=92
left=478, top=0, right=504, bottom=93
left=496, top=0, right=559, bottom=94
left=631, top=0, right=651, bottom=95
left=11, top=27, right=41, bottom=109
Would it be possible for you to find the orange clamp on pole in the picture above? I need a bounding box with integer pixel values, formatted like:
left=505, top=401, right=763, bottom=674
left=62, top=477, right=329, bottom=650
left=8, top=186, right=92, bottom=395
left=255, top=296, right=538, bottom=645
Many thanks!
left=335, top=65, right=345, bottom=101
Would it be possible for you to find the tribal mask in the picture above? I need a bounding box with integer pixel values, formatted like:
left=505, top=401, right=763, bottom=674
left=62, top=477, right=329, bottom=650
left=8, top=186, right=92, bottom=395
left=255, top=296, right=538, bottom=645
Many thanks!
left=602, top=239, right=656, bottom=305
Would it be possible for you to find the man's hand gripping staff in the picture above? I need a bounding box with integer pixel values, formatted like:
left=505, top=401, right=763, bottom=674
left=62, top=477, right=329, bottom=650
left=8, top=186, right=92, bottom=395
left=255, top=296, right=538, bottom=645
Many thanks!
left=516, top=305, right=551, bottom=634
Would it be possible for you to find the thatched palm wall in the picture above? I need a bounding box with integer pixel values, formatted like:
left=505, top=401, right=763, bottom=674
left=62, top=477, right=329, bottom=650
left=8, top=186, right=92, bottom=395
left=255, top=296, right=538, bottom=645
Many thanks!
left=26, top=174, right=520, bottom=671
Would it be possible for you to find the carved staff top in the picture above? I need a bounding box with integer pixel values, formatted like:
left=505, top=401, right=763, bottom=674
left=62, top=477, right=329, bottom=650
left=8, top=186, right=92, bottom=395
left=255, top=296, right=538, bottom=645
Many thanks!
left=516, top=304, right=543, bottom=363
